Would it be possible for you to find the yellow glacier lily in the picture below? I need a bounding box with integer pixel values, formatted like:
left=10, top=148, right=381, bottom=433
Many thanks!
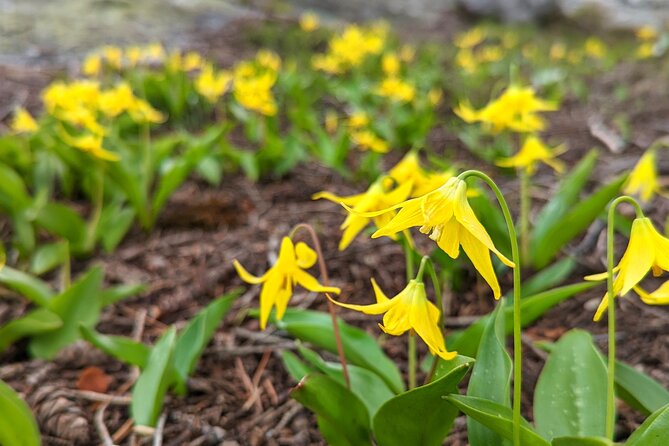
left=329, top=278, right=457, bottom=360
left=313, top=177, right=413, bottom=250
left=634, top=281, right=669, bottom=305
left=349, top=177, right=515, bottom=298
left=11, top=107, right=39, bottom=134
left=586, top=217, right=669, bottom=321
left=623, top=149, right=661, bottom=203
left=233, top=237, right=340, bottom=329
left=496, top=135, right=566, bottom=175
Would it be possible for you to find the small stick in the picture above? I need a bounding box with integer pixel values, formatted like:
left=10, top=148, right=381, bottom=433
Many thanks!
left=94, top=404, right=115, bottom=446
left=153, top=413, right=167, bottom=446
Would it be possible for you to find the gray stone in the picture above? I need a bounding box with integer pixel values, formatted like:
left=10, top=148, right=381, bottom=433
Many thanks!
left=457, top=0, right=557, bottom=21
left=557, top=0, right=669, bottom=30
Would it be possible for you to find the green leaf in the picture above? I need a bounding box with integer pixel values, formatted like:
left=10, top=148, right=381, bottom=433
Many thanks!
left=0, top=380, right=41, bottom=446
left=531, top=174, right=626, bottom=268
left=80, top=326, right=150, bottom=368
left=0, top=163, right=31, bottom=210
left=30, top=241, right=69, bottom=275
left=281, top=350, right=316, bottom=382
left=626, top=404, right=669, bottom=446
left=531, top=150, right=598, bottom=257
left=132, top=327, right=177, bottom=428
left=551, top=437, right=613, bottom=446
left=97, top=203, right=135, bottom=252
left=172, top=290, right=240, bottom=391
left=35, top=202, right=87, bottom=249
left=467, top=304, right=512, bottom=446
left=0, top=308, right=62, bottom=353
left=100, top=283, right=146, bottom=307
left=534, top=329, right=607, bottom=439
left=448, top=282, right=596, bottom=357
left=275, top=309, right=404, bottom=394
left=372, top=359, right=472, bottom=446
left=291, top=373, right=371, bottom=446
left=29, top=267, right=104, bottom=359
left=0, top=266, right=54, bottom=307
left=521, top=257, right=577, bottom=297
left=296, top=345, right=395, bottom=420
left=444, top=395, right=550, bottom=446
left=614, top=360, right=669, bottom=416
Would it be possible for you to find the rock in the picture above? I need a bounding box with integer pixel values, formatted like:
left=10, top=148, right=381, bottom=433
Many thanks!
left=457, top=0, right=557, bottom=22
left=557, top=0, right=669, bottom=30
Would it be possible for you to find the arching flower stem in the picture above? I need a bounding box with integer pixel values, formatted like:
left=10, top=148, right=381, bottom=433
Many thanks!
left=457, top=169, right=522, bottom=446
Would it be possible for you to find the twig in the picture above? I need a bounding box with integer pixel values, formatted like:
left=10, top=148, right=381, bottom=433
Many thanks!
left=236, top=358, right=262, bottom=412
left=67, top=390, right=132, bottom=405
left=111, top=419, right=134, bottom=445
left=153, top=413, right=167, bottom=446
left=94, top=404, right=115, bottom=446
left=265, top=400, right=302, bottom=439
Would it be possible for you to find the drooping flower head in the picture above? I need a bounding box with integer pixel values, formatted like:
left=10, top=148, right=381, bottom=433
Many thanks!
left=234, top=237, right=340, bottom=329
left=348, top=177, right=515, bottom=298
left=496, top=135, right=566, bottom=175
left=329, top=278, right=457, bottom=360
left=586, top=217, right=669, bottom=321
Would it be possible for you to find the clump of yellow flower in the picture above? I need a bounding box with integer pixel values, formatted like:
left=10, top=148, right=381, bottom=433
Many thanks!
left=382, top=52, right=400, bottom=76
left=195, top=64, right=233, bottom=103
left=299, top=12, right=319, bottom=32
left=455, top=85, right=557, bottom=134
left=351, top=130, right=389, bottom=153
left=232, top=51, right=280, bottom=116
left=454, top=26, right=486, bottom=49
left=312, top=23, right=387, bottom=74
left=584, top=37, right=606, bottom=59
left=586, top=216, right=669, bottom=321
left=375, top=77, right=415, bottom=103
left=623, top=149, right=663, bottom=203
left=82, top=43, right=167, bottom=76
left=58, top=128, right=119, bottom=161
left=233, top=237, right=340, bottom=329
left=496, top=135, right=566, bottom=175
left=10, top=107, right=39, bottom=134
left=329, top=278, right=457, bottom=360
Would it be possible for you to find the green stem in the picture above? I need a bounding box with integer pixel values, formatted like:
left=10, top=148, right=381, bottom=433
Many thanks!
left=402, top=233, right=416, bottom=281
left=85, top=164, right=105, bottom=253
left=605, top=195, right=643, bottom=439
left=425, top=258, right=444, bottom=384
left=459, top=170, right=522, bottom=446
left=519, top=169, right=530, bottom=261
left=408, top=330, right=417, bottom=390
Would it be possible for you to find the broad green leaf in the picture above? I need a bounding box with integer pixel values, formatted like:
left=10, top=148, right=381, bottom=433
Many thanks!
left=281, top=350, right=316, bottom=382
left=100, top=283, right=146, bottom=307
left=132, top=327, right=177, bottom=428
left=29, top=267, right=104, bottom=359
left=0, top=308, right=62, bottom=353
left=531, top=150, right=598, bottom=261
left=275, top=309, right=404, bottom=394
left=531, top=174, right=626, bottom=268
left=0, top=380, right=41, bottom=446
left=626, top=404, right=669, bottom=446
left=0, top=163, right=31, bottom=210
left=521, top=257, right=577, bottom=297
left=0, top=265, right=54, bottom=307
left=444, top=395, right=550, bottom=446
left=534, top=330, right=607, bottom=439
left=372, top=360, right=472, bottom=446
left=614, top=360, right=669, bottom=416
left=448, top=282, right=595, bottom=357
left=296, top=345, right=395, bottom=419
left=172, top=290, right=240, bottom=391
left=551, top=437, right=613, bottom=446
left=35, top=202, right=87, bottom=249
left=467, top=304, right=511, bottom=446
left=291, top=373, right=371, bottom=446
left=97, top=204, right=135, bottom=253
left=80, top=326, right=150, bottom=368
left=30, top=241, right=69, bottom=275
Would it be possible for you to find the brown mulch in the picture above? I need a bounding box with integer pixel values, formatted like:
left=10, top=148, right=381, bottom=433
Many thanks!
left=2, top=15, right=669, bottom=446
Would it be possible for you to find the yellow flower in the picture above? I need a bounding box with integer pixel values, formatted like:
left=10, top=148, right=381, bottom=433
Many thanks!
left=478, top=45, right=503, bottom=63
left=636, top=42, right=655, bottom=59
left=11, top=107, right=38, bottom=134
left=550, top=42, right=567, bottom=61
left=382, top=52, right=400, bottom=76
left=313, top=177, right=413, bottom=250
left=351, top=130, right=389, bottom=153
left=353, top=177, right=515, bottom=298
left=496, top=135, right=566, bottom=175
left=455, top=85, right=557, bottom=133
left=455, top=26, right=486, bottom=49
left=585, top=37, right=606, bottom=59
left=125, top=46, right=143, bottom=67
left=324, top=110, right=338, bottom=134
left=375, top=77, right=415, bottom=103
left=399, top=44, right=415, bottom=62
left=129, top=99, right=165, bottom=124
left=82, top=54, right=102, bottom=77
left=59, top=129, right=119, bottom=161
left=299, top=12, right=319, bottom=32
left=233, top=237, right=340, bottom=329
left=634, top=281, right=669, bottom=305
left=623, top=149, right=661, bottom=203
left=182, top=52, right=204, bottom=72
left=636, top=26, right=658, bottom=42
left=347, top=111, right=369, bottom=129
left=311, top=54, right=342, bottom=74
left=98, top=83, right=135, bottom=118
left=586, top=217, right=669, bottom=321
left=387, top=152, right=453, bottom=197
left=428, top=88, right=443, bottom=107
left=143, top=43, right=166, bottom=62
left=101, top=46, right=123, bottom=70
left=329, top=278, right=457, bottom=360
left=455, top=49, right=477, bottom=73
left=195, top=64, right=232, bottom=103
left=256, top=50, right=281, bottom=72
left=314, top=24, right=386, bottom=74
